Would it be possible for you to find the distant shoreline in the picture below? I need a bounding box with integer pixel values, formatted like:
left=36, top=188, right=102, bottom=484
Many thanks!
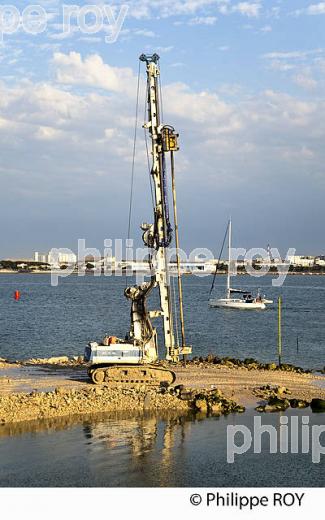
left=1, top=270, right=325, bottom=276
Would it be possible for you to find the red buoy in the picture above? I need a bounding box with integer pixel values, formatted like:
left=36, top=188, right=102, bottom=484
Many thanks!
left=14, top=290, right=20, bottom=301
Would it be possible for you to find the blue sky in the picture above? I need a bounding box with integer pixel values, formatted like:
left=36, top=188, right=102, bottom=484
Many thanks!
left=0, top=0, right=325, bottom=257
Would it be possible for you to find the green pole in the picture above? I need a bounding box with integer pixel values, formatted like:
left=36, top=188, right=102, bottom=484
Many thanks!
left=278, top=296, right=282, bottom=366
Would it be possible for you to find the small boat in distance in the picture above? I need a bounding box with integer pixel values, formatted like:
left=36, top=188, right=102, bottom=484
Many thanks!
left=209, top=219, right=273, bottom=310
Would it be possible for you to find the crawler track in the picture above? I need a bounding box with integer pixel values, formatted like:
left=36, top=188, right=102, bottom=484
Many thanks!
left=88, top=364, right=176, bottom=386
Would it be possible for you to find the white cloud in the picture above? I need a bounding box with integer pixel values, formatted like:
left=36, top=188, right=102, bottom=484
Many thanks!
left=52, top=52, right=137, bottom=96
left=35, top=125, right=65, bottom=140
left=123, top=0, right=262, bottom=20
left=126, top=0, right=220, bottom=18
left=260, top=25, right=272, bottom=32
left=133, top=29, right=156, bottom=37
left=263, top=49, right=325, bottom=90
left=303, top=2, right=325, bottom=15
left=307, top=2, right=325, bottom=14
left=78, top=36, right=102, bottom=43
left=269, top=60, right=296, bottom=72
left=217, top=0, right=262, bottom=17
left=1, top=54, right=325, bottom=251
left=170, top=62, right=186, bottom=67
left=282, top=145, right=315, bottom=161
left=294, top=73, right=318, bottom=90
left=163, top=82, right=236, bottom=127
left=1, top=56, right=323, bottom=157
left=267, top=6, right=281, bottom=18
left=294, top=2, right=325, bottom=16
left=233, top=2, right=262, bottom=17
left=154, top=46, right=173, bottom=53
left=261, top=90, right=317, bottom=127
left=188, top=16, right=217, bottom=25
left=264, top=50, right=324, bottom=60
left=104, top=128, right=117, bottom=139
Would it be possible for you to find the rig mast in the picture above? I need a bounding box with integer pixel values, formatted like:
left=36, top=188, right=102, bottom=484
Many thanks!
left=85, top=54, right=191, bottom=386
left=140, top=53, right=190, bottom=362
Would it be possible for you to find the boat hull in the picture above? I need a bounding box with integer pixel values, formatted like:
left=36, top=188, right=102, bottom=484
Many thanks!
left=209, top=298, right=266, bottom=310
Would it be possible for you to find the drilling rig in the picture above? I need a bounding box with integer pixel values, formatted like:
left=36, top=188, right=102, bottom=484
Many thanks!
left=84, top=53, right=191, bottom=385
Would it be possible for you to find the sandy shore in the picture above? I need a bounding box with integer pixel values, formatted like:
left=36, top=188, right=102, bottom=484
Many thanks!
left=1, top=360, right=324, bottom=404
left=0, top=360, right=324, bottom=419
left=0, top=360, right=245, bottom=424
left=174, top=364, right=325, bottom=404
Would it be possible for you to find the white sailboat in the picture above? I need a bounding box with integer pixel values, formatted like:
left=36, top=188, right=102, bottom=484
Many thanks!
left=209, top=220, right=273, bottom=310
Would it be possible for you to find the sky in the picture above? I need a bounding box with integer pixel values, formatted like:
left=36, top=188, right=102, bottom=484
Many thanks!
left=0, top=0, right=325, bottom=258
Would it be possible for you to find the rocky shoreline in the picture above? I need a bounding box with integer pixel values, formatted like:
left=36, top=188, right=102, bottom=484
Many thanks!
left=0, top=384, right=245, bottom=425
left=5, top=353, right=324, bottom=374
left=0, top=355, right=324, bottom=426
left=189, top=354, right=325, bottom=374
left=253, top=384, right=325, bottom=413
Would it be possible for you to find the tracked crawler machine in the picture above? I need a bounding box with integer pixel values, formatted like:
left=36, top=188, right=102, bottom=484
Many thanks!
left=84, top=53, right=191, bottom=386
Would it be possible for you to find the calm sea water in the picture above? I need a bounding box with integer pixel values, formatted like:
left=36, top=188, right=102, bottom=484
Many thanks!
left=0, top=273, right=324, bottom=368
left=0, top=408, right=324, bottom=487
left=0, top=273, right=324, bottom=488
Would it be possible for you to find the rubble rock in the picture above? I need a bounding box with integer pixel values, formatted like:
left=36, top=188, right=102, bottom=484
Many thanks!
left=310, top=398, right=325, bottom=413
left=194, top=398, right=208, bottom=412
left=290, top=399, right=309, bottom=409
left=210, top=402, right=222, bottom=414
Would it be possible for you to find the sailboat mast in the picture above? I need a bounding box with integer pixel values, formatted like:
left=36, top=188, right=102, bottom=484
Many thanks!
left=227, top=218, right=232, bottom=299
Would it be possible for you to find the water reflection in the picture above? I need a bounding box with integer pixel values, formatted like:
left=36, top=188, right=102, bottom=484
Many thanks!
left=0, top=410, right=194, bottom=438
left=81, top=412, right=196, bottom=486
left=0, top=410, right=200, bottom=486
left=1, top=409, right=324, bottom=487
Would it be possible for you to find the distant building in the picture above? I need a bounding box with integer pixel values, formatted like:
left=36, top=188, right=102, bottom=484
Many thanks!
left=287, top=255, right=315, bottom=267
left=48, top=251, right=77, bottom=267
left=34, top=251, right=77, bottom=268
left=315, top=256, right=325, bottom=267
left=34, top=252, right=49, bottom=264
